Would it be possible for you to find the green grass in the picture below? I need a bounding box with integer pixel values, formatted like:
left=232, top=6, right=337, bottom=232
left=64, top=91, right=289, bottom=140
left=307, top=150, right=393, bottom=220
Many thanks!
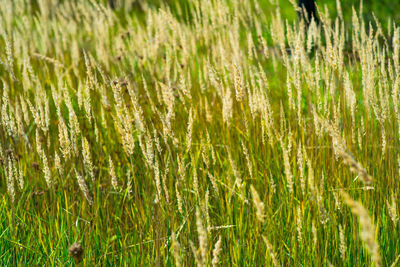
left=1, top=0, right=400, bottom=266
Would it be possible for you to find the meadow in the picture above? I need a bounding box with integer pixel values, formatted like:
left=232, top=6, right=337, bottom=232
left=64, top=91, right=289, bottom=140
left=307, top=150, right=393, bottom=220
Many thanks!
left=1, top=0, right=400, bottom=265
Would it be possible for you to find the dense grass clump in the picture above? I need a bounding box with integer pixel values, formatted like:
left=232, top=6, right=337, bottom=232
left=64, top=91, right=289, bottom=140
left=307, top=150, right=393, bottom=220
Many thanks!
left=1, top=0, right=400, bottom=265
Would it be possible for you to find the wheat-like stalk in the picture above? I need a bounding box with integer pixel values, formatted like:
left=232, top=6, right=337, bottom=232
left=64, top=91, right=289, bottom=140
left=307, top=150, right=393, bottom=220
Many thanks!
left=211, top=235, right=222, bottom=267
left=109, top=156, right=118, bottom=190
left=82, top=137, right=94, bottom=182
left=171, top=232, right=181, bottom=267
left=250, top=185, right=265, bottom=223
left=341, top=192, right=381, bottom=266
left=262, top=236, right=279, bottom=266
left=75, top=170, right=93, bottom=205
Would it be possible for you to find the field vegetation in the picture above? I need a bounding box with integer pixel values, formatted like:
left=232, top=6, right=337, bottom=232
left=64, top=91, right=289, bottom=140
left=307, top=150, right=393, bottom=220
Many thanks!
left=1, top=0, right=400, bottom=265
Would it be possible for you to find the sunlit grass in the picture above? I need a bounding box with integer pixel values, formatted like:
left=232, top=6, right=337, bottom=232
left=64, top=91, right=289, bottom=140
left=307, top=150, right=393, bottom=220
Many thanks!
left=0, top=0, right=399, bottom=266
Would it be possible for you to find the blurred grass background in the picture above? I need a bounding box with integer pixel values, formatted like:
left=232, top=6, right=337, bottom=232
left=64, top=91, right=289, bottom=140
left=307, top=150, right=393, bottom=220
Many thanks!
left=24, top=0, right=400, bottom=28
left=102, top=0, right=400, bottom=28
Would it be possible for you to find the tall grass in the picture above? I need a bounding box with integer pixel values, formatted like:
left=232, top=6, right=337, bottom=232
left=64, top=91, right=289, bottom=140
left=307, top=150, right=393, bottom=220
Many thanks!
left=0, top=0, right=399, bottom=265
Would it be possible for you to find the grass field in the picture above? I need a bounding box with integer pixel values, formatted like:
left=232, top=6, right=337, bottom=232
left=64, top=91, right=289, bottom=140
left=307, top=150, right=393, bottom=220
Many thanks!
left=1, top=0, right=400, bottom=265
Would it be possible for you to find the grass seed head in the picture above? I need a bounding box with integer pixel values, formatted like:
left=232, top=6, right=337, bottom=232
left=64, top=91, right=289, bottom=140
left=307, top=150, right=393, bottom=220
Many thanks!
left=69, top=242, right=83, bottom=264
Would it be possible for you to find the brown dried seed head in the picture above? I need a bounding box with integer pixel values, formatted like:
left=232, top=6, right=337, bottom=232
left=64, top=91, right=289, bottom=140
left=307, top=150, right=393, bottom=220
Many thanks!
left=68, top=242, right=83, bottom=263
